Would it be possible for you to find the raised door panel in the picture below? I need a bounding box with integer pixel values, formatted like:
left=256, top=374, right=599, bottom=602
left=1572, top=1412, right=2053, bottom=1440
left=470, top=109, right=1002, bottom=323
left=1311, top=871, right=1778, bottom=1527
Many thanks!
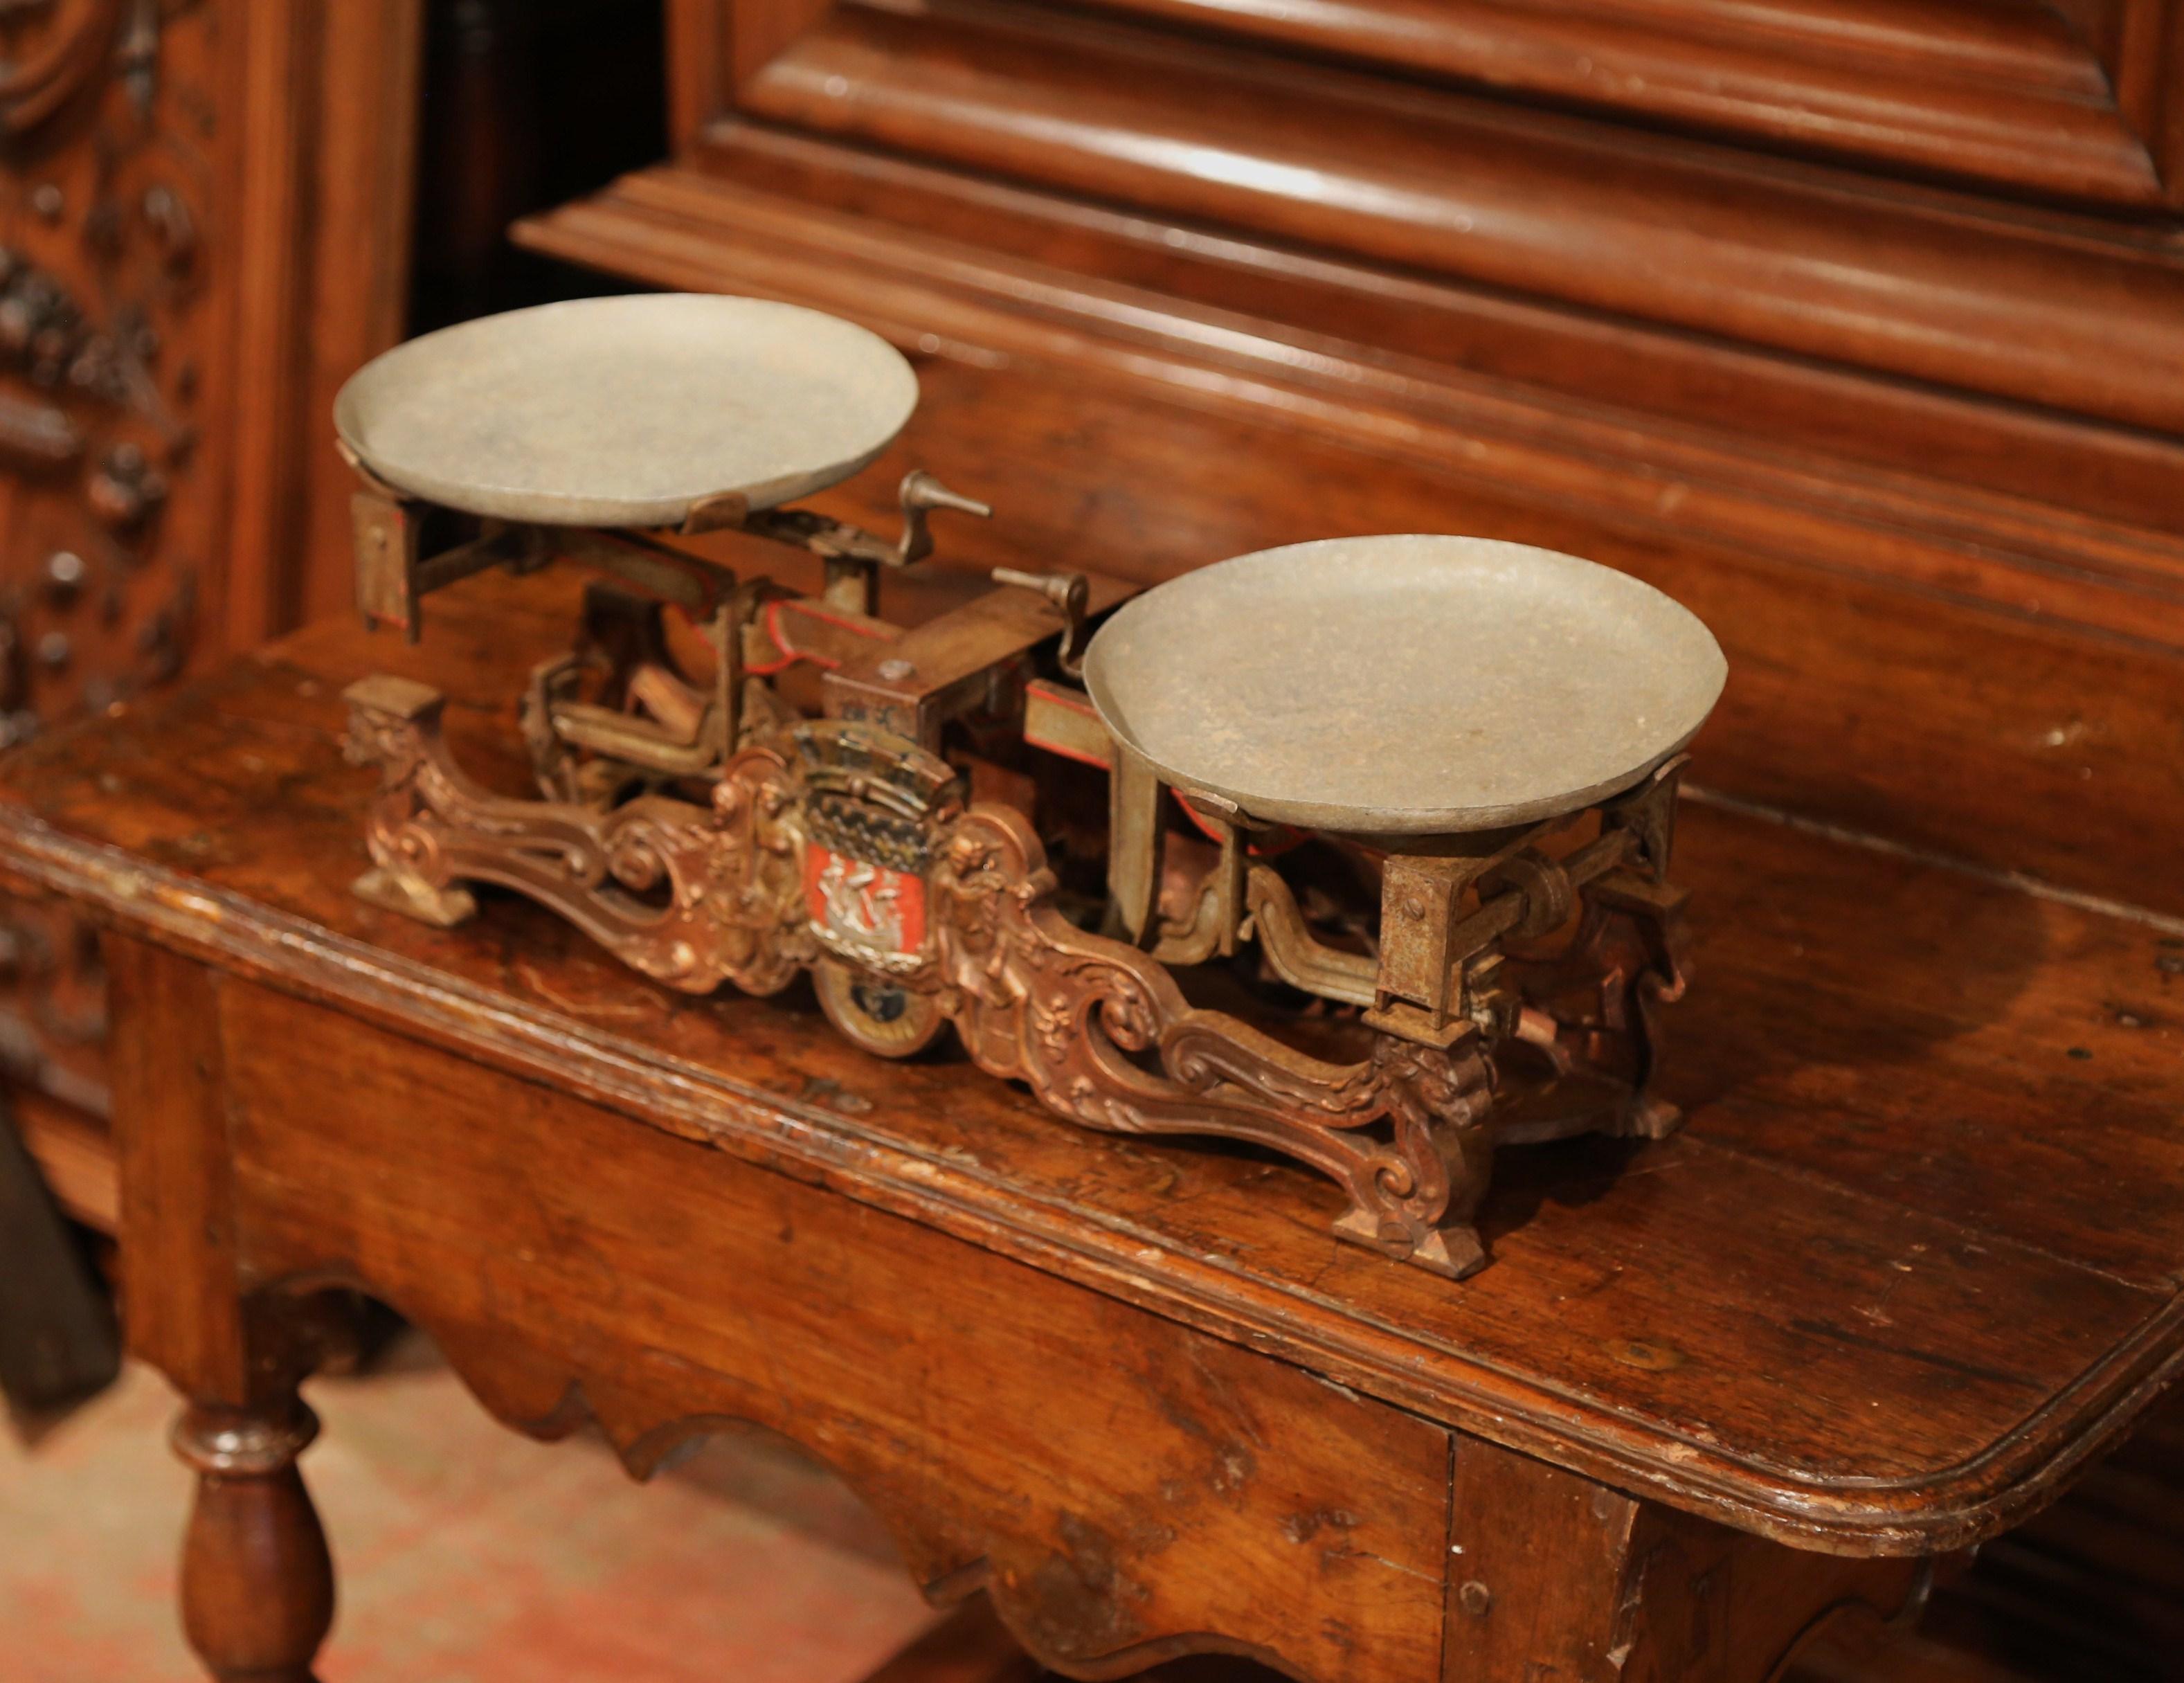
left=0, top=0, right=246, bottom=1196
left=688, top=0, right=2182, bottom=207
left=715, top=0, right=2184, bottom=435
left=1074, top=0, right=2174, bottom=207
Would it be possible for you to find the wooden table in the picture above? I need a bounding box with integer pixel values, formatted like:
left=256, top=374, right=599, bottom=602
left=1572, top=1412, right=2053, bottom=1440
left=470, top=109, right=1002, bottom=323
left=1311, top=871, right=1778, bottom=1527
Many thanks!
left=3, top=566, right=2180, bottom=1683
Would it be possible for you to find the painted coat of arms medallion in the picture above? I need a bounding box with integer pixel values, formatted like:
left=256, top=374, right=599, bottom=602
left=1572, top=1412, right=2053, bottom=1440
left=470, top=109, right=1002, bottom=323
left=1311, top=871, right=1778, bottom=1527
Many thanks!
left=792, top=721, right=958, bottom=1058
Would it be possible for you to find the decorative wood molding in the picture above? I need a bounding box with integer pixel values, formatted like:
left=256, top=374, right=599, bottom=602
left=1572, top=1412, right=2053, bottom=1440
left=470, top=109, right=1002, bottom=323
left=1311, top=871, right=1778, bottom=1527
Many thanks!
left=692, top=0, right=2184, bottom=209
left=519, top=150, right=2184, bottom=638
left=719, top=0, right=2184, bottom=436
left=1069, top=0, right=2168, bottom=206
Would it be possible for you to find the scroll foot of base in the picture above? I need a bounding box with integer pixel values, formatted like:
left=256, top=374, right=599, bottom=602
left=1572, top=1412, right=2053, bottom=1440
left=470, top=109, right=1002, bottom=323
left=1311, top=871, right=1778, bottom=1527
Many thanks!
left=352, top=865, right=477, bottom=928
left=1333, top=1208, right=1488, bottom=1279
left=1621, top=1095, right=1684, bottom=1141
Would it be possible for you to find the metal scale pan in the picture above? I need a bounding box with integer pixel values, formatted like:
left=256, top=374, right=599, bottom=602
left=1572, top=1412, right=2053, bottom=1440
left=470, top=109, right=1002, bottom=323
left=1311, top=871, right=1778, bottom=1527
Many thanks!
left=333, top=294, right=919, bottom=530
left=1081, top=535, right=1729, bottom=837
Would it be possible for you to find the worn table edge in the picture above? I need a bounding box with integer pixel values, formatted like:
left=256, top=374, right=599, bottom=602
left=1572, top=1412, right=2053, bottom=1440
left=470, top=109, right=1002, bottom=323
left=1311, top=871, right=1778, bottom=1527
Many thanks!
left=4, top=802, right=2178, bottom=1556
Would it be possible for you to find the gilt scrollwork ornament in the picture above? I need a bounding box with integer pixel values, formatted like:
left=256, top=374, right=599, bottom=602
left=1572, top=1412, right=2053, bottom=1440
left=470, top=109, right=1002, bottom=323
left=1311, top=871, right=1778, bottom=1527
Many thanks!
left=928, top=807, right=1497, bottom=1273
left=347, top=676, right=818, bottom=998
left=346, top=682, right=1520, bottom=1276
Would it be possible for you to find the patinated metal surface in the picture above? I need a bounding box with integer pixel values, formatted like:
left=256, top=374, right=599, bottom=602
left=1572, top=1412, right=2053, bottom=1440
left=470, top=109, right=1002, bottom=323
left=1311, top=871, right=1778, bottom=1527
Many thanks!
left=345, top=644, right=1696, bottom=1279
left=333, top=294, right=919, bottom=528
left=1081, top=535, right=1728, bottom=834
left=345, top=686, right=1510, bottom=1276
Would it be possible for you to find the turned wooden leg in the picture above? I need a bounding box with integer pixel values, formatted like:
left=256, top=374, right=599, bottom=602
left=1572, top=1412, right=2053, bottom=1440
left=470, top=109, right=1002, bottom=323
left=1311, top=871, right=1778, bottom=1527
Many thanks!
left=171, top=1401, right=334, bottom=1683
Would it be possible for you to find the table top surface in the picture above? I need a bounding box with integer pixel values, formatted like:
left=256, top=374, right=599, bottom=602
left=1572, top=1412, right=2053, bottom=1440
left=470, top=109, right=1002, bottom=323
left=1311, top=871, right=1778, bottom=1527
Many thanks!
left=1081, top=535, right=1726, bottom=833
left=4, top=566, right=2181, bottom=1556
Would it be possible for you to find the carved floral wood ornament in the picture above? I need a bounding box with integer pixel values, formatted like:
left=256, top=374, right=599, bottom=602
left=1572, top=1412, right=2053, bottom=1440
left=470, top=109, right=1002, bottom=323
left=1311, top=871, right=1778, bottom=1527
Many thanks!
left=0, top=0, right=206, bottom=1150
left=0, top=0, right=419, bottom=1202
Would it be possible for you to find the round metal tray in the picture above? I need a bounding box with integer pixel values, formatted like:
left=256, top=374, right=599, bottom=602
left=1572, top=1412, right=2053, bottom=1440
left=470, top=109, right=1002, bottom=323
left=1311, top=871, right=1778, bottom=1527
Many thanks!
left=333, top=294, right=919, bottom=528
left=1081, top=535, right=1727, bottom=836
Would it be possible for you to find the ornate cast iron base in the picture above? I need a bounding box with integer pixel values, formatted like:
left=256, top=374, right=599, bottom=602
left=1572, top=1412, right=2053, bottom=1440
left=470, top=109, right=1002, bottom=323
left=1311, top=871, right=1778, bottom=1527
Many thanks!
left=343, top=675, right=1689, bottom=1279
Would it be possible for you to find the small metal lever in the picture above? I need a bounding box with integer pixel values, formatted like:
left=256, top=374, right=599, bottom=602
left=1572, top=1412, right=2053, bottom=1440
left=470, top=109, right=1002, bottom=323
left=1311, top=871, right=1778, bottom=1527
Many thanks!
left=896, top=470, right=992, bottom=566
left=992, top=566, right=1091, bottom=676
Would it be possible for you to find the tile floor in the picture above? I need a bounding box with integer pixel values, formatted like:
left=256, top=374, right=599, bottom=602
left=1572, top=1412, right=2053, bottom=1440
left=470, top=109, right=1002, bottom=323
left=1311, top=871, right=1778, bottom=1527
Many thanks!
left=1, top=1335, right=937, bottom=1682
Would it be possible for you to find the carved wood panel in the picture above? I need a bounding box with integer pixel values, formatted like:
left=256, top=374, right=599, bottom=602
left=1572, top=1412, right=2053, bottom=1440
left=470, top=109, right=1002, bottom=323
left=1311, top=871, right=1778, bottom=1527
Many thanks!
left=0, top=0, right=208, bottom=747
left=0, top=0, right=420, bottom=1221
left=0, top=0, right=222, bottom=1182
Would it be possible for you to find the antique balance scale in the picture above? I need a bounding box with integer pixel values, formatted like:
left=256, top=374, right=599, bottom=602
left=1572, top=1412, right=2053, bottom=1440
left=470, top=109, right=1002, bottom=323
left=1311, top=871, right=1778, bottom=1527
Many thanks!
left=334, top=294, right=1726, bottom=1279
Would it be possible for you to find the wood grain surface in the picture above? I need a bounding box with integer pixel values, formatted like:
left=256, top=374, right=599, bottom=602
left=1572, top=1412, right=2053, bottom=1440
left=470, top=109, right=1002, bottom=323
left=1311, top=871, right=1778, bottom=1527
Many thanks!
left=218, top=971, right=1456, bottom=1682
left=1, top=566, right=2177, bottom=1557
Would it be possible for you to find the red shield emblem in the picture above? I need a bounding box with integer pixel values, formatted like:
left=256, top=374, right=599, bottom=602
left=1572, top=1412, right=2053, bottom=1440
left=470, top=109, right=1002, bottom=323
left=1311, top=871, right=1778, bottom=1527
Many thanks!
left=804, top=843, right=927, bottom=964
